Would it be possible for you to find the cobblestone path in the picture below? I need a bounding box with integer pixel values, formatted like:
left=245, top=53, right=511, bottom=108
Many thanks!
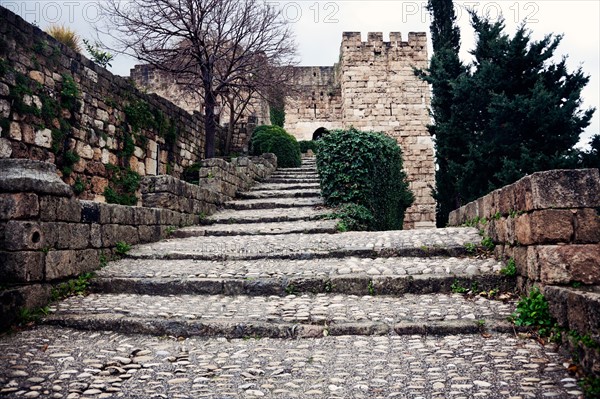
left=0, top=157, right=582, bottom=398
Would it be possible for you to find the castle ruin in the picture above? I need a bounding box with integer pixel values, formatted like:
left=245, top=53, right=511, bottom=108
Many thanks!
left=132, top=32, right=436, bottom=229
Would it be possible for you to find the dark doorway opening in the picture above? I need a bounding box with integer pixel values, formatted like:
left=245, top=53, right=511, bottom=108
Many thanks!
left=312, top=127, right=329, bottom=141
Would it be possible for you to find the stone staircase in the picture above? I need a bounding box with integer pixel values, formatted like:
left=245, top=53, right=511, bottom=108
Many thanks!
left=0, top=157, right=582, bottom=398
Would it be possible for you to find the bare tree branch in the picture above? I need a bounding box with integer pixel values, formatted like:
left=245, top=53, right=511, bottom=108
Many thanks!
left=97, top=0, right=297, bottom=158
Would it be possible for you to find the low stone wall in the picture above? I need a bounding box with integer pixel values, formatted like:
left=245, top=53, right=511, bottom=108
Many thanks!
left=448, top=169, right=600, bottom=286
left=141, top=154, right=277, bottom=214
left=0, top=154, right=277, bottom=329
left=448, top=168, right=600, bottom=375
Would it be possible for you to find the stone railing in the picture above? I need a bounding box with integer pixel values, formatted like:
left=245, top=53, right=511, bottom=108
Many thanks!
left=141, top=154, right=277, bottom=214
left=448, top=168, right=600, bottom=375
left=0, top=155, right=277, bottom=329
left=448, top=169, right=600, bottom=286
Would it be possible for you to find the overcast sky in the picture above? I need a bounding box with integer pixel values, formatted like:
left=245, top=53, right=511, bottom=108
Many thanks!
left=5, top=0, right=598, bottom=148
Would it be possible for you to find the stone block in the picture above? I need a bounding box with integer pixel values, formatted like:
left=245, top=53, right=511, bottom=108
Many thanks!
left=39, top=196, right=82, bottom=222
left=138, top=225, right=161, bottom=243
left=56, top=223, right=90, bottom=250
left=0, top=284, right=52, bottom=330
left=496, top=186, right=515, bottom=215
left=0, top=193, right=39, bottom=220
left=513, top=246, right=528, bottom=277
left=108, top=204, right=136, bottom=225
left=525, top=246, right=540, bottom=281
left=1, top=220, right=44, bottom=251
left=0, top=251, right=45, bottom=283
left=0, top=159, right=73, bottom=197
left=90, top=223, right=102, bottom=248
left=133, top=207, right=156, bottom=226
left=515, top=210, right=573, bottom=245
left=45, top=250, right=77, bottom=280
left=536, top=244, right=600, bottom=285
left=102, top=224, right=139, bottom=247
left=0, top=138, right=12, bottom=158
left=574, top=208, right=600, bottom=243
left=528, top=169, right=600, bottom=211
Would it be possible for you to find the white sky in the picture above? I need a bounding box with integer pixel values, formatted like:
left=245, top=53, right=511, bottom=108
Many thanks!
left=4, top=0, right=598, bottom=148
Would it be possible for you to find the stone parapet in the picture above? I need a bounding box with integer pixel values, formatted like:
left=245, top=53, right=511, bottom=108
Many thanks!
left=141, top=154, right=276, bottom=214
left=448, top=169, right=600, bottom=286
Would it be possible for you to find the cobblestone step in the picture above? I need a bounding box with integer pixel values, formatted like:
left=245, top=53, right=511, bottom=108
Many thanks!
left=224, top=197, right=324, bottom=210
left=270, top=172, right=318, bottom=178
left=202, top=207, right=329, bottom=225
left=172, top=220, right=338, bottom=237
left=92, top=257, right=511, bottom=296
left=43, top=293, right=517, bottom=339
left=262, top=178, right=321, bottom=184
left=237, top=188, right=321, bottom=199
left=1, top=327, right=578, bottom=399
left=127, top=227, right=483, bottom=261
left=249, top=182, right=321, bottom=191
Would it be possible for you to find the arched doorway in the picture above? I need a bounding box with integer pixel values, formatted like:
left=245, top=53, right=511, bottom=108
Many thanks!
left=312, top=127, right=329, bottom=141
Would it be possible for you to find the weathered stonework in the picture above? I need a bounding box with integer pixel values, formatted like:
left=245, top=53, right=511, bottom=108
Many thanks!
left=285, top=32, right=435, bottom=229
left=130, top=65, right=270, bottom=153
left=132, top=32, right=437, bottom=229
left=0, top=7, right=206, bottom=202
left=0, top=155, right=276, bottom=329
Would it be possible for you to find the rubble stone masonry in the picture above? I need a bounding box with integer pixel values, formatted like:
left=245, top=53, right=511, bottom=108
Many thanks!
left=0, top=7, right=206, bottom=201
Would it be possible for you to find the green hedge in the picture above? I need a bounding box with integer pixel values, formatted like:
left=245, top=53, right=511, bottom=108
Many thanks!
left=316, top=128, right=414, bottom=230
left=250, top=125, right=301, bottom=168
left=298, top=140, right=319, bottom=154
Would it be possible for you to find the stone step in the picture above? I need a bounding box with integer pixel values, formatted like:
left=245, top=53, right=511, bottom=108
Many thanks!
left=249, top=182, right=321, bottom=191
left=0, top=326, right=576, bottom=398
left=202, top=207, right=329, bottom=225
left=127, top=227, right=484, bottom=261
left=262, top=178, right=320, bottom=184
left=43, top=292, right=517, bottom=339
left=224, top=197, right=324, bottom=210
left=92, top=257, right=512, bottom=297
left=172, top=220, right=338, bottom=237
left=237, top=189, right=321, bottom=199
left=270, top=170, right=318, bottom=176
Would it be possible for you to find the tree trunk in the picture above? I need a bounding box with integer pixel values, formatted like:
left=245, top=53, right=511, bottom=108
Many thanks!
left=225, top=98, right=235, bottom=155
left=203, top=68, right=217, bottom=159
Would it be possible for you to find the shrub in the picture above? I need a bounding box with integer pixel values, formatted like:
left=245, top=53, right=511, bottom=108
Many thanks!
left=316, top=128, right=414, bottom=230
left=46, top=25, right=81, bottom=52
left=250, top=125, right=301, bottom=168
left=511, top=287, right=555, bottom=336
left=299, top=140, right=319, bottom=154
left=325, top=203, right=375, bottom=232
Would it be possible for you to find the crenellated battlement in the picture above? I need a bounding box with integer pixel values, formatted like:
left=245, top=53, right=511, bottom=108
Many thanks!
left=341, top=31, right=427, bottom=49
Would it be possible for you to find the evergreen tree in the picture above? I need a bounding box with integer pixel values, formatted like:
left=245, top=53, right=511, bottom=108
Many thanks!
left=419, top=2, right=595, bottom=225
left=580, top=135, right=600, bottom=169
left=452, top=13, right=594, bottom=203
left=418, top=0, right=465, bottom=227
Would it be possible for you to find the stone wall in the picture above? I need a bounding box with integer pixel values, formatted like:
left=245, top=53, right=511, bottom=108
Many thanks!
left=284, top=66, right=343, bottom=140
left=0, top=154, right=276, bottom=330
left=130, top=65, right=270, bottom=153
left=284, top=32, right=435, bottom=229
left=0, top=7, right=205, bottom=202
left=448, top=169, right=600, bottom=286
left=141, top=154, right=277, bottom=214
left=448, top=168, right=600, bottom=375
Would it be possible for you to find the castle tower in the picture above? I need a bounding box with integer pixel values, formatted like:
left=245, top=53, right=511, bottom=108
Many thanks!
left=338, top=31, right=435, bottom=229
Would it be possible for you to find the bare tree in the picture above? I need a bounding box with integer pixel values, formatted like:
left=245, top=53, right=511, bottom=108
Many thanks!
left=98, top=0, right=297, bottom=158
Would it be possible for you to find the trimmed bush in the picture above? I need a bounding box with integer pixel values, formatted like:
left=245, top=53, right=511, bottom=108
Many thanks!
left=316, top=128, right=414, bottom=230
left=250, top=125, right=301, bottom=168
left=299, top=140, right=319, bottom=154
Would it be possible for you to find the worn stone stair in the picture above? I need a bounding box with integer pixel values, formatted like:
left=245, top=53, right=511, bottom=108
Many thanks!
left=2, top=157, right=579, bottom=398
